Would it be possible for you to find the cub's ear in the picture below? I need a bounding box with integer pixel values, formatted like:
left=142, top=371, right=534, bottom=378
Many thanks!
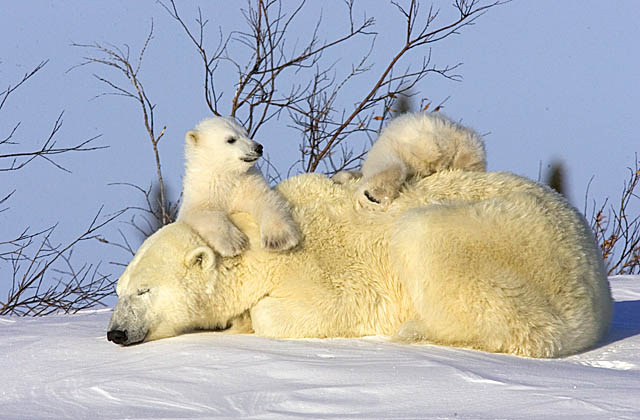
left=185, top=246, right=216, bottom=270
left=185, top=130, right=199, bottom=145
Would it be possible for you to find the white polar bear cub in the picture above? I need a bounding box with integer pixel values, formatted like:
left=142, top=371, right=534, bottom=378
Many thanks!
left=346, top=112, right=487, bottom=209
left=177, top=116, right=300, bottom=257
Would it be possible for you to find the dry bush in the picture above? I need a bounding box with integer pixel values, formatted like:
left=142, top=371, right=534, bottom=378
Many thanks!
left=71, top=22, right=180, bottom=245
left=162, top=0, right=504, bottom=176
left=1, top=208, right=123, bottom=316
left=586, top=158, right=640, bottom=275
left=1, top=62, right=116, bottom=316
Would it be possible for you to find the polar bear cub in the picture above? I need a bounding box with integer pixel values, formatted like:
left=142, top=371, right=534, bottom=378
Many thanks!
left=337, top=112, right=487, bottom=209
left=177, top=116, right=300, bottom=257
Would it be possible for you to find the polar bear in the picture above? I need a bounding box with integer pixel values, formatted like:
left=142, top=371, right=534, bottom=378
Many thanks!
left=108, top=171, right=612, bottom=358
left=335, top=112, right=486, bottom=209
left=177, top=116, right=300, bottom=257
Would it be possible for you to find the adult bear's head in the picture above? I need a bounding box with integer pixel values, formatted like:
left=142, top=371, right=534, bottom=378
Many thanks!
left=107, top=222, right=226, bottom=345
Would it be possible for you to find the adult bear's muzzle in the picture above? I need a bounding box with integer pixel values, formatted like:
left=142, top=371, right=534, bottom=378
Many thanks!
left=107, top=295, right=149, bottom=345
left=106, top=329, right=128, bottom=345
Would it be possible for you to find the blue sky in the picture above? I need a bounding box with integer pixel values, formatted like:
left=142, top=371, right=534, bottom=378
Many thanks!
left=1, top=1, right=639, bottom=275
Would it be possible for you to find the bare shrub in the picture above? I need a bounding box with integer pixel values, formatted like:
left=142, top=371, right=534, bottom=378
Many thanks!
left=1, top=62, right=114, bottom=316
left=586, top=158, right=640, bottom=275
left=0, top=208, right=123, bottom=316
left=71, top=22, right=177, bottom=239
left=161, top=0, right=504, bottom=176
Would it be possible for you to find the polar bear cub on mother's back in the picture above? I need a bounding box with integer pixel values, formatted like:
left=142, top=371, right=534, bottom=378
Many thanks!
left=347, top=112, right=487, bottom=209
left=177, top=116, right=300, bottom=257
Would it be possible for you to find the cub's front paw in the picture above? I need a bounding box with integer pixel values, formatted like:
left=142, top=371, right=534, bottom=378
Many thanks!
left=355, top=183, right=399, bottom=210
left=206, top=225, right=248, bottom=257
left=260, top=219, right=301, bottom=252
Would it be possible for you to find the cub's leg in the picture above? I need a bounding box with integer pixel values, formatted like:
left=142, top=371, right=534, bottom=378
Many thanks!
left=179, top=208, right=248, bottom=257
left=355, top=162, right=407, bottom=210
left=234, top=175, right=301, bottom=252
left=258, top=197, right=301, bottom=252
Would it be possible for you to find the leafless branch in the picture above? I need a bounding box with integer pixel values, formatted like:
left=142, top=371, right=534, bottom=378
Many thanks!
left=163, top=0, right=503, bottom=176
left=303, top=0, right=504, bottom=173
left=70, top=21, right=172, bottom=227
left=106, top=182, right=181, bottom=242
left=159, top=1, right=229, bottom=116
left=0, top=112, right=105, bottom=173
left=0, top=60, right=48, bottom=113
left=586, top=157, right=640, bottom=275
left=0, top=190, right=15, bottom=214
left=0, top=207, right=125, bottom=316
left=1, top=60, right=122, bottom=316
left=1, top=61, right=106, bottom=177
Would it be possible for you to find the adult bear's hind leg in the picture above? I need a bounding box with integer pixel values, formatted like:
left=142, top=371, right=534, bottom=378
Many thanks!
left=389, top=198, right=565, bottom=357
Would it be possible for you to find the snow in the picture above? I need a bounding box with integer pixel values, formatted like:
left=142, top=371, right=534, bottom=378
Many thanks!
left=2, top=276, right=639, bottom=419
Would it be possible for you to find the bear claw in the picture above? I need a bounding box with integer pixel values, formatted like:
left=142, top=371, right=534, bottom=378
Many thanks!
left=261, top=234, right=298, bottom=252
left=364, top=190, right=381, bottom=204
left=260, top=224, right=301, bottom=252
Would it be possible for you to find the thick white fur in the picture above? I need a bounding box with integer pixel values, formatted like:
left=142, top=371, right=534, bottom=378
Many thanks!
left=339, top=112, right=486, bottom=209
left=177, top=116, right=300, bottom=256
left=110, top=171, right=611, bottom=358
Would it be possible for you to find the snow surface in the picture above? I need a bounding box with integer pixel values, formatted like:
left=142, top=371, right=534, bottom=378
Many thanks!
left=2, top=276, right=639, bottom=419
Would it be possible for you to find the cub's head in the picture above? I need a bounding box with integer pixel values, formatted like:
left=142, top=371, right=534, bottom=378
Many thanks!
left=107, top=223, right=224, bottom=345
left=185, top=116, right=263, bottom=172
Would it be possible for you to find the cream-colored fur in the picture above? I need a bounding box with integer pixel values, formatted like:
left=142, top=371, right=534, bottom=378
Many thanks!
left=109, top=171, right=612, bottom=358
left=177, top=116, right=300, bottom=256
left=335, top=112, right=486, bottom=209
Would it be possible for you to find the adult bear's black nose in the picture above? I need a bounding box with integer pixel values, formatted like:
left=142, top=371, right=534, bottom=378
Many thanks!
left=107, top=329, right=128, bottom=345
left=254, top=143, right=263, bottom=155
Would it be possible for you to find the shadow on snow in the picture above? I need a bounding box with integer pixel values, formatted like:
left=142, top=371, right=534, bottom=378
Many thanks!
left=602, top=300, right=640, bottom=345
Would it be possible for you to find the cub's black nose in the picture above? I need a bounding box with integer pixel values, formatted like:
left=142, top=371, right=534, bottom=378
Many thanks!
left=254, top=143, right=263, bottom=155
left=107, top=329, right=128, bottom=345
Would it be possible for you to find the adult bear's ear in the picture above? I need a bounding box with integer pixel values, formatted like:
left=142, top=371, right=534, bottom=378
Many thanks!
left=185, top=130, right=199, bottom=146
left=185, top=246, right=216, bottom=270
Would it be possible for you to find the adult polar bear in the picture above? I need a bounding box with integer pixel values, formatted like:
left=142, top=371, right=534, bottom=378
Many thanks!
left=108, top=170, right=612, bottom=358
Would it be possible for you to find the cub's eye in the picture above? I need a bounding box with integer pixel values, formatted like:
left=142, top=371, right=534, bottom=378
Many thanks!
left=226, top=137, right=237, bottom=144
left=137, top=288, right=150, bottom=296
